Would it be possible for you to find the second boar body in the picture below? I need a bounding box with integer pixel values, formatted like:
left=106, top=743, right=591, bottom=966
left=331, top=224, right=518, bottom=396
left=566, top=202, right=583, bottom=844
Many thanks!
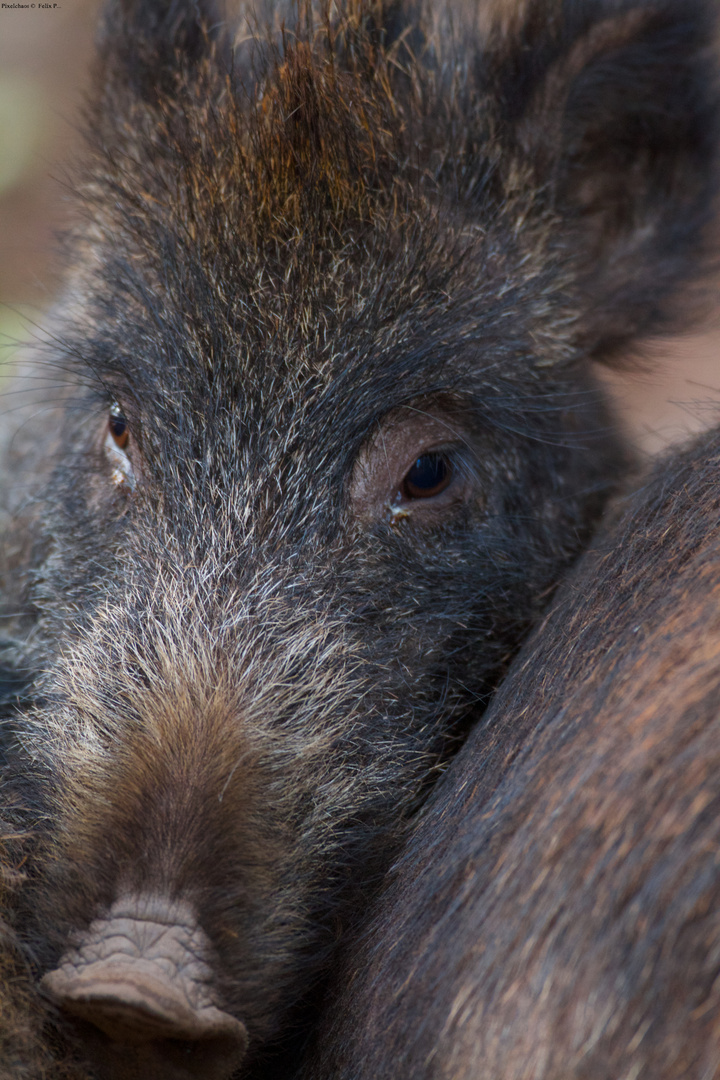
left=0, top=0, right=717, bottom=1077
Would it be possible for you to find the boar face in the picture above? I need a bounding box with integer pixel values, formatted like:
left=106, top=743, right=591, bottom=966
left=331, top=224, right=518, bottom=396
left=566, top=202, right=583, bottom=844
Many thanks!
left=0, top=0, right=717, bottom=1076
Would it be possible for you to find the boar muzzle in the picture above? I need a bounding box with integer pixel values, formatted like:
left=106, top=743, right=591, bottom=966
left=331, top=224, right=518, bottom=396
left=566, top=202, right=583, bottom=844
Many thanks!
left=40, top=894, right=248, bottom=1080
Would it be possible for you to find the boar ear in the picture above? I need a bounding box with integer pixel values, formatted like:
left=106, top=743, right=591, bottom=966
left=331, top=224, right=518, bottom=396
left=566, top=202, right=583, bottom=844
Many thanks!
left=487, top=0, right=719, bottom=358
left=95, top=0, right=224, bottom=103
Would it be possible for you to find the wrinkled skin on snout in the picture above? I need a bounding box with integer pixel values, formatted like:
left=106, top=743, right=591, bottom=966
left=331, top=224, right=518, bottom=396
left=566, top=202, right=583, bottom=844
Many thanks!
left=0, top=0, right=717, bottom=1076
left=42, top=895, right=248, bottom=1079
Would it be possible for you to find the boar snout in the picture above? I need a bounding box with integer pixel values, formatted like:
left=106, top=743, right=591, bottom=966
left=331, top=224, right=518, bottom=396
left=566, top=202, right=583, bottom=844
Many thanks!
left=41, top=894, right=247, bottom=1080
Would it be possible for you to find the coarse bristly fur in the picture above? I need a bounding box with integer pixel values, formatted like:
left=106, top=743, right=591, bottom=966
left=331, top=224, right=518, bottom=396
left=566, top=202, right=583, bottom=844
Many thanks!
left=0, top=0, right=717, bottom=1076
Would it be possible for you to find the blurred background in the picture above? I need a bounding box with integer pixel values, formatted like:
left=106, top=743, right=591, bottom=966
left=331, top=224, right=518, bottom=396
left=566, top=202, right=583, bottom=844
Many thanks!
left=1, top=0, right=720, bottom=458
left=0, top=0, right=99, bottom=363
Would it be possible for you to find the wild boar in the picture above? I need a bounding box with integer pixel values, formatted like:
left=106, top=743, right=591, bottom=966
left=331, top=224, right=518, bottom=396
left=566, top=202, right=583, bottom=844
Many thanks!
left=303, top=406, right=720, bottom=1080
left=0, top=0, right=717, bottom=1076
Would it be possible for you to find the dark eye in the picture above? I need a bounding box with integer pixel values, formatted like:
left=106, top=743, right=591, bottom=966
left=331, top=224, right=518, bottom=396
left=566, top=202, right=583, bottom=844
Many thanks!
left=402, top=453, right=453, bottom=499
left=108, top=405, right=129, bottom=450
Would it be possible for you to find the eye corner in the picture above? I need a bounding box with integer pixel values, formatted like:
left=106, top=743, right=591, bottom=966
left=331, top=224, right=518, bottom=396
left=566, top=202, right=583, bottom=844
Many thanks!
left=387, top=501, right=412, bottom=528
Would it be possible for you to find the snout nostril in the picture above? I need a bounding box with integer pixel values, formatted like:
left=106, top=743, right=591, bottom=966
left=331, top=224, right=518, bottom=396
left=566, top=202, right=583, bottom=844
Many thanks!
left=40, top=895, right=249, bottom=1077
left=42, top=954, right=248, bottom=1080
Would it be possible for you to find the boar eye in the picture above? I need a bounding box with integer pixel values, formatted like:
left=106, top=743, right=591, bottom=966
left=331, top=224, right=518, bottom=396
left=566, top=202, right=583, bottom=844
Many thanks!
left=402, top=454, right=453, bottom=499
left=108, top=405, right=129, bottom=450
